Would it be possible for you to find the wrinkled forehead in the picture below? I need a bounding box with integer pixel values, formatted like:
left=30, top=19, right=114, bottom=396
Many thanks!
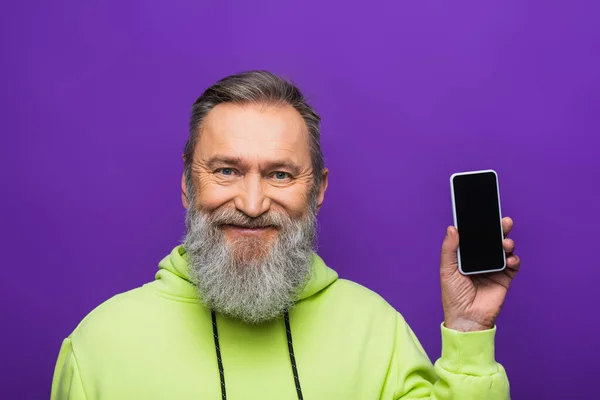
left=196, top=103, right=311, bottom=167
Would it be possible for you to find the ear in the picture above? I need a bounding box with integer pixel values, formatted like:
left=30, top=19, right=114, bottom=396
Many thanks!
left=316, top=168, right=329, bottom=212
left=181, top=172, right=190, bottom=209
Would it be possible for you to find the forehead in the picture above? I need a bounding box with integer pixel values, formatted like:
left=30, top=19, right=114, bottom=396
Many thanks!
left=197, top=103, right=311, bottom=165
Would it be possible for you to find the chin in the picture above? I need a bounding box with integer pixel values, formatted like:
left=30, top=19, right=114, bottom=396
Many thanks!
left=227, top=238, right=273, bottom=263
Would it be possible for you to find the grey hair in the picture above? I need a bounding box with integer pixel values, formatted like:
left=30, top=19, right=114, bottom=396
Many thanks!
left=183, top=70, right=325, bottom=196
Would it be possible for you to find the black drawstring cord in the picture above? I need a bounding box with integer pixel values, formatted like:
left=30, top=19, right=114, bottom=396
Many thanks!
left=211, top=309, right=304, bottom=400
left=211, top=309, right=227, bottom=400
left=284, top=310, right=304, bottom=400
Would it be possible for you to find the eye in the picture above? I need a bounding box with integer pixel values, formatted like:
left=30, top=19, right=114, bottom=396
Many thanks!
left=273, top=171, right=289, bottom=180
left=216, top=168, right=236, bottom=176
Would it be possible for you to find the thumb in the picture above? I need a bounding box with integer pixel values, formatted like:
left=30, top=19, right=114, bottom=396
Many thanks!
left=440, top=226, right=459, bottom=271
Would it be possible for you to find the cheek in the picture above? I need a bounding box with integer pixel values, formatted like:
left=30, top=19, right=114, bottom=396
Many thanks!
left=270, top=186, right=311, bottom=217
left=194, top=180, right=234, bottom=211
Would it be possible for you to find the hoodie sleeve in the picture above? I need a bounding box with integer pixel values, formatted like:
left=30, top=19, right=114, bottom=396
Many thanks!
left=51, top=338, right=88, bottom=400
left=381, top=314, right=510, bottom=399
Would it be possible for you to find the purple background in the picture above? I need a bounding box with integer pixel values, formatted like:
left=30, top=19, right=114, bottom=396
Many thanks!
left=1, top=1, right=599, bottom=399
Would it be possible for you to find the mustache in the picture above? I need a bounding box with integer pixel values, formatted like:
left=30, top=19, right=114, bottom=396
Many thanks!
left=207, top=208, right=291, bottom=229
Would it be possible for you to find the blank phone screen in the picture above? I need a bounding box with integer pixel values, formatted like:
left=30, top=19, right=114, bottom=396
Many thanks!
left=452, top=171, right=505, bottom=274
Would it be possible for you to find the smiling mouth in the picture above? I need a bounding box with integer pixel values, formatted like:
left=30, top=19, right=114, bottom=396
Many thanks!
left=221, top=224, right=276, bottom=233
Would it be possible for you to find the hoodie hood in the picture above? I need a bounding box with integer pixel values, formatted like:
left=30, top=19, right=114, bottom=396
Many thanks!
left=151, top=245, right=339, bottom=302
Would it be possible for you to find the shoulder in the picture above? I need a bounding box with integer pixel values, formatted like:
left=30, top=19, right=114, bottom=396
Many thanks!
left=68, top=286, right=157, bottom=344
left=330, top=278, right=392, bottom=304
left=317, top=278, right=400, bottom=321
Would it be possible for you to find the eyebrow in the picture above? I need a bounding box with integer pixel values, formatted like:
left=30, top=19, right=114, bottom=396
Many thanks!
left=205, top=156, right=245, bottom=169
left=205, top=156, right=302, bottom=175
left=263, top=161, right=302, bottom=175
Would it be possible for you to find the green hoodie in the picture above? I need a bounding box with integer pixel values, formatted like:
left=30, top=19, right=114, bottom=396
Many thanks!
left=51, top=246, right=510, bottom=399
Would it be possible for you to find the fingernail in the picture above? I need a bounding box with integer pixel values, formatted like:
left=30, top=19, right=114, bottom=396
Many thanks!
left=446, top=226, right=452, bottom=237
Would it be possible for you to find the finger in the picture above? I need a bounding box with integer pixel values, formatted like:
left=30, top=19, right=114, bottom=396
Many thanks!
left=502, top=217, right=514, bottom=238
left=506, top=255, right=520, bottom=271
left=440, top=226, right=459, bottom=274
left=503, top=238, right=515, bottom=254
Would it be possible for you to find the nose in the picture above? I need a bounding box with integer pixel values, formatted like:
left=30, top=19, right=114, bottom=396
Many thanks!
left=233, top=174, right=271, bottom=218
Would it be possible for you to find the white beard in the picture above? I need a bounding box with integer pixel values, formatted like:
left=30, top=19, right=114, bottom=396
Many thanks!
left=183, top=197, right=317, bottom=324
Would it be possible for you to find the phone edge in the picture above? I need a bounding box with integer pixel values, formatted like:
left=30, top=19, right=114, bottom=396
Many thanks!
left=450, top=169, right=507, bottom=275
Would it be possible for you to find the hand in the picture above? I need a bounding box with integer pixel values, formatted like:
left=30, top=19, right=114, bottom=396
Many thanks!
left=440, top=217, right=521, bottom=332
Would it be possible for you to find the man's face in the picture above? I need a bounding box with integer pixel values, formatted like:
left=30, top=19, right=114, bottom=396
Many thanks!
left=181, top=103, right=328, bottom=323
left=185, top=103, right=326, bottom=258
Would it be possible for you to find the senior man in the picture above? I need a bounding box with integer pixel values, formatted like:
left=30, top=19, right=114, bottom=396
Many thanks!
left=51, top=70, right=519, bottom=399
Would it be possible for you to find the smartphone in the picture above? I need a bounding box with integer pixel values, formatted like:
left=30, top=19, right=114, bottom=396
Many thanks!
left=450, top=169, right=506, bottom=275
